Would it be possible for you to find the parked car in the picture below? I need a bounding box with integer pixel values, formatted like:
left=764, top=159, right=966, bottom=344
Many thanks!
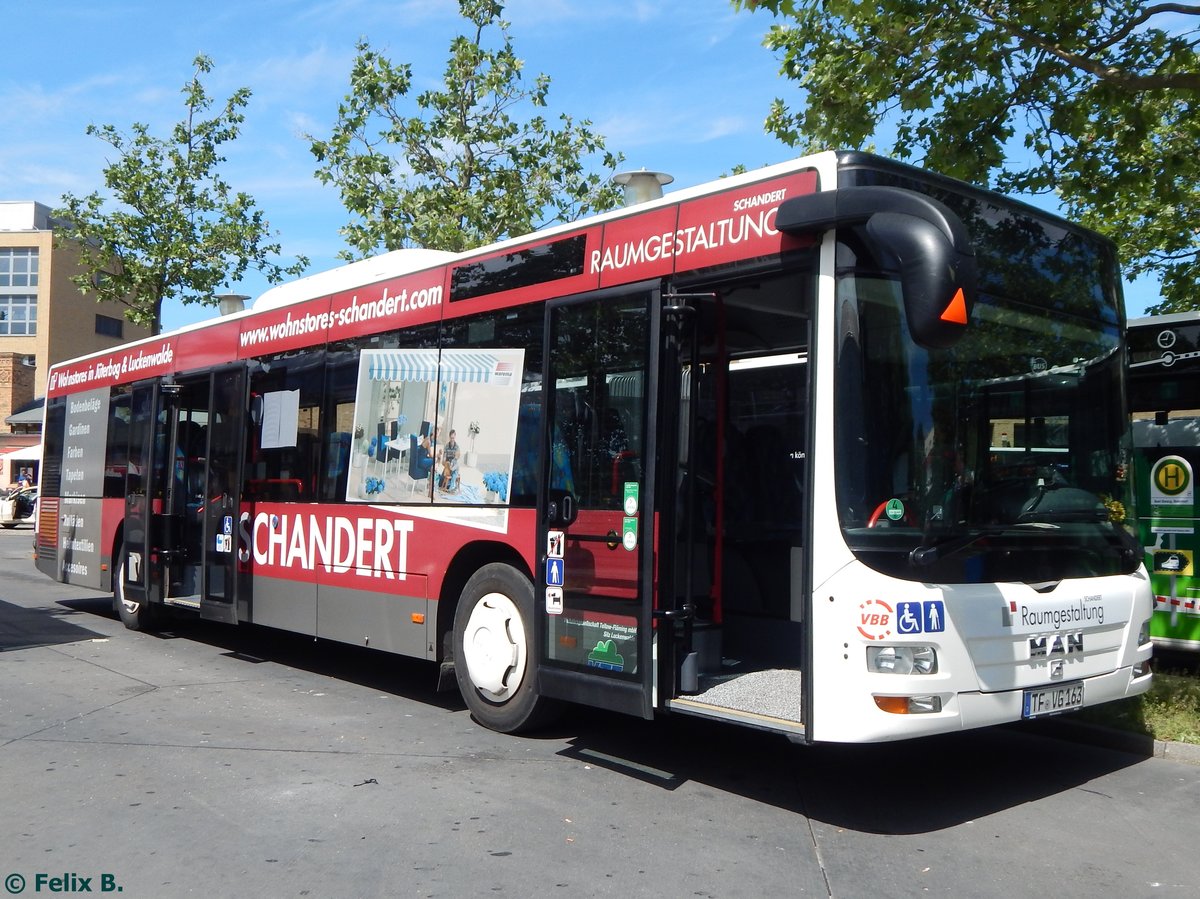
left=0, top=484, right=36, bottom=527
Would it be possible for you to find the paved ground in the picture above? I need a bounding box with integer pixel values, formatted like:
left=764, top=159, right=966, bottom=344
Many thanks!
left=3, top=524, right=1200, bottom=898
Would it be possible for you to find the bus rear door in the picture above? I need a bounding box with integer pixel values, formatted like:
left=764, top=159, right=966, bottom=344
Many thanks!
left=122, top=380, right=169, bottom=612
left=198, top=365, right=247, bottom=623
left=123, top=366, right=246, bottom=624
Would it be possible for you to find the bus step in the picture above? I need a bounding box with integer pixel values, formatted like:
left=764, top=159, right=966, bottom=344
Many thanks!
left=668, top=695, right=806, bottom=738
left=671, top=666, right=803, bottom=734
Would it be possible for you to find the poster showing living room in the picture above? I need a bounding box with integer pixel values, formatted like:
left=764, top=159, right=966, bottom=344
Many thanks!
left=347, top=347, right=525, bottom=504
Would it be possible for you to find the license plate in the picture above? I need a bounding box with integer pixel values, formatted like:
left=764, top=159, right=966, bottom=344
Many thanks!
left=1022, top=681, right=1084, bottom=718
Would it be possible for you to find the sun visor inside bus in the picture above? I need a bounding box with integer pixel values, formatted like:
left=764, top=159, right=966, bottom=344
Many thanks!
left=776, top=186, right=977, bottom=349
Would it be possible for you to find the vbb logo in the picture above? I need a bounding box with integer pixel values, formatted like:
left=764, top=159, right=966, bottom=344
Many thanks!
left=857, top=599, right=894, bottom=640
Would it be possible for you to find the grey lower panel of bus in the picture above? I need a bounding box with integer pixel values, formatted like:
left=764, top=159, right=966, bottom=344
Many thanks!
left=248, top=576, right=431, bottom=660
left=669, top=668, right=805, bottom=738
left=249, top=579, right=316, bottom=635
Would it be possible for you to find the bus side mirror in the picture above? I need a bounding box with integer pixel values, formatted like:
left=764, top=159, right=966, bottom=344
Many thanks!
left=776, top=185, right=977, bottom=350
left=865, top=211, right=976, bottom=350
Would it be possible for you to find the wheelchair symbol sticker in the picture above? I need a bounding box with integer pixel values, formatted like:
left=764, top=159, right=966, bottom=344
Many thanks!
left=897, top=602, right=922, bottom=635
left=895, top=600, right=945, bottom=634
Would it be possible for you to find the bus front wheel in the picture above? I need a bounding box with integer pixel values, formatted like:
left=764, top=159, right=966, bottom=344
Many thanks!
left=113, top=544, right=157, bottom=631
left=452, top=563, right=555, bottom=733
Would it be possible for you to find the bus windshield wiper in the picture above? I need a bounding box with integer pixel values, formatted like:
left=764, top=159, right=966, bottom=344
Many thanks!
left=908, top=523, right=1058, bottom=567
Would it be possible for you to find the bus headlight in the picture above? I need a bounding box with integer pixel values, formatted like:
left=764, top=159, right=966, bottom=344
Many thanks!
left=1138, top=618, right=1152, bottom=647
left=866, top=645, right=938, bottom=675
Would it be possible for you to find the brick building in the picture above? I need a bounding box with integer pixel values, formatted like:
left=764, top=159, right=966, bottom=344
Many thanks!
left=0, top=201, right=152, bottom=484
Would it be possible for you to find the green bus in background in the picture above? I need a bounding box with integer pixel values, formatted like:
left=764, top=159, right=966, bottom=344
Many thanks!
left=1129, top=312, right=1200, bottom=650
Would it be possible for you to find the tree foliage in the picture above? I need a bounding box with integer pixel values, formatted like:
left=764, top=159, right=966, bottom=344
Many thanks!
left=309, top=0, right=625, bottom=258
left=735, top=1, right=1200, bottom=312
left=56, top=55, right=307, bottom=335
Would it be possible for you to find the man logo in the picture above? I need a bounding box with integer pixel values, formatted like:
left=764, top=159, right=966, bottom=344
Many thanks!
left=1029, top=632, right=1083, bottom=658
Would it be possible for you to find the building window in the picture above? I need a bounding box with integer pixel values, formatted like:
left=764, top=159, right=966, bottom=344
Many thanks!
left=0, top=295, right=36, bottom=335
left=0, top=248, right=39, bottom=288
left=0, top=248, right=38, bottom=336
left=96, top=313, right=124, bottom=338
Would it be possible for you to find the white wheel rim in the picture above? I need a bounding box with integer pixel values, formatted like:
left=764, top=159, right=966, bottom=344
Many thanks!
left=462, top=591, right=526, bottom=702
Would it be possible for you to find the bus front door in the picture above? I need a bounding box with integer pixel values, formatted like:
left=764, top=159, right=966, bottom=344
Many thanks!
left=535, top=290, right=660, bottom=719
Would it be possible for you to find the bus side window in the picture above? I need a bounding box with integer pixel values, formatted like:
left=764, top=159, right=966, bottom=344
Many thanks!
left=319, top=353, right=360, bottom=502
left=245, top=352, right=325, bottom=502
left=510, top=398, right=575, bottom=506
left=441, top=304, right=547, bottom=508
left=104, top=388, right=132, bottom=499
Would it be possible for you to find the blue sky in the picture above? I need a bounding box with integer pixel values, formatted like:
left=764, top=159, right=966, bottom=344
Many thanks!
left=2, top=0, right=1162, bottom=331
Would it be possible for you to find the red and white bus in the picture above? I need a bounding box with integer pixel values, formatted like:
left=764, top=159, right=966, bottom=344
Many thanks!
left=36, top=150, right=1153, bottom=742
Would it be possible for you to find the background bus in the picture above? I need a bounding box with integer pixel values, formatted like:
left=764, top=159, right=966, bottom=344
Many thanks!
left=1129, top=311, right=1200, bottom=650
left=36, top=150, right=1152, bottom=743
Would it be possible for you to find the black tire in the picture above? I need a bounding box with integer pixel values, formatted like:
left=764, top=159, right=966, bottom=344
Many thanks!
left=113, top=543, right=157, bottom=631
left=452, top=562, right=556, bottom=733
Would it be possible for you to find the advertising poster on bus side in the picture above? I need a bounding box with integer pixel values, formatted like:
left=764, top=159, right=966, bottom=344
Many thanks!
left=58, top=386, right=110, bottom=590
left=346, top=348, right=524, bottom=509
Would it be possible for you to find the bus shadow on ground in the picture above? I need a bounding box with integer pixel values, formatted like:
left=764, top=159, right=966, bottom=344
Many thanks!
left=51, top=595, right=1146, bottom=834
left=550, top=705, right=1148, bottom=834
left=55, top=595, right=469, bottom=714
left=0, top=597, right=107, bottom=651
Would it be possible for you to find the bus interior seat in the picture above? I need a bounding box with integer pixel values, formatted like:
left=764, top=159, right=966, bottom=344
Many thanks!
left=175, top=420, right=207, bottom=500
left=326, top=432, right=351, bottom=481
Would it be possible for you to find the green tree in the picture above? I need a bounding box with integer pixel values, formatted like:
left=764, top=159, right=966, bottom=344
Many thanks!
left=734, top=1, right=1200, bottom=312
left=310, top=0, right=625, bottom=257
left=57, top=55, right=308, bottom=335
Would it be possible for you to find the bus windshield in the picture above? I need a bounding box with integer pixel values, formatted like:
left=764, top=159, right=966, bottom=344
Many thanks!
left=836, top=252, right=1136, bottom=584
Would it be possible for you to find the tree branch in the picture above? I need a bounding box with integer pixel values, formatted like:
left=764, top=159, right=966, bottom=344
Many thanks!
left=977, top=1, right=1200, bottom=91
left=1090, top=4, right=1200, bottom=53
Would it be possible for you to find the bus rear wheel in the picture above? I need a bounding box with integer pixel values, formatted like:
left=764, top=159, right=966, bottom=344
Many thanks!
left=113, top=543, right=157, bottom=631
left=452, top=563, right=555, bottom=733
